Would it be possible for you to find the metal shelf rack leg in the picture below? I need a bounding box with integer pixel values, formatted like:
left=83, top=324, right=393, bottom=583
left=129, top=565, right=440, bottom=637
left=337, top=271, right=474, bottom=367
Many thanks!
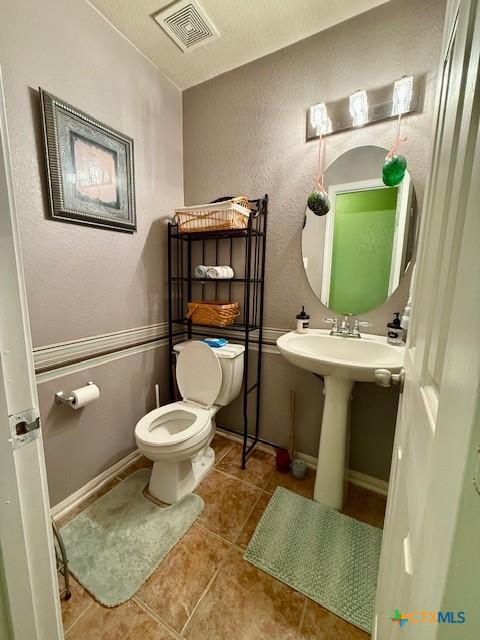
left=167, top=195, right=268, bottom=471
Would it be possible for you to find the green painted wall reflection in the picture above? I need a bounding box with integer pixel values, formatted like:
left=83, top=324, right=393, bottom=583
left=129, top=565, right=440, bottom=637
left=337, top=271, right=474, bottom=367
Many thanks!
left=329, top=187, right=398, bottom=315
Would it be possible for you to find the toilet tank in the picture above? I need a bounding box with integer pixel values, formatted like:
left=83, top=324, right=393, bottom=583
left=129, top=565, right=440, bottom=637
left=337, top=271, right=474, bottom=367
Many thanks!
left=173, top=341, right=245, bottom=407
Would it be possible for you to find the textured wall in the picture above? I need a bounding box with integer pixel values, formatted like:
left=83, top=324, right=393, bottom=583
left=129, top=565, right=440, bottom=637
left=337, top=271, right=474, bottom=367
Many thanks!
left=0, top=0, right=183, bottom=347
left=183, top=0, right=444, bottom=333
left=0, top=0, right=183, bottom=505
left=37, top=346, right=169, bottom=506
left=184, top=0, right=445, bottom=479
left=218, top=348, right=400, bottom=481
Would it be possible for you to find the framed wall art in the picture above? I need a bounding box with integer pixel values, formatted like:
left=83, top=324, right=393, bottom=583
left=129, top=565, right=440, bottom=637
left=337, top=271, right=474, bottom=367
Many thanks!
left=40, top=88, right=136, bottom=232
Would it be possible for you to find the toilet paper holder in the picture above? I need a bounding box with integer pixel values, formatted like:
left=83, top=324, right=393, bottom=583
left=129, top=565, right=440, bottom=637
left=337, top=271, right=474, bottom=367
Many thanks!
left=55, top=381, right=98, bottom=406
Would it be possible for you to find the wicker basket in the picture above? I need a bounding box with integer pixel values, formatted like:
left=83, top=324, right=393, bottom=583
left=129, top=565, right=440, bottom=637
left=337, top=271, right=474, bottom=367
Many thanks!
left=186, top=301, right=240, bottom=327
left=174, top=197, right=250, bottom=233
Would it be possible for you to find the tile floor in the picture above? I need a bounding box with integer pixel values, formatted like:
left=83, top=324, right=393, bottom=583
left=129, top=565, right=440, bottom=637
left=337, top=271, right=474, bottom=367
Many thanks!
left=58, top=435, right=386, bottom=639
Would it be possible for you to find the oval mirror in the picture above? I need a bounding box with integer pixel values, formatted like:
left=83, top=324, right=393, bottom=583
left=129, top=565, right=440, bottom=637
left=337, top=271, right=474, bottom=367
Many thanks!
left=302, top=145, right=417, bottom=316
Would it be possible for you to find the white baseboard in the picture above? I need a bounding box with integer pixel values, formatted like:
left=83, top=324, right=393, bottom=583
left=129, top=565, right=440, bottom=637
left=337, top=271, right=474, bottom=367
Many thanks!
left=217, top=428, right=389, bottom=496
left=216, top=427, right=277, bottom=456
left=51, top=430, right=389, bottom=523
left=294, top=451, right=318, bottom=470
left=346, top=469, right=389, bottom=496
left=287, top=451, right=389, bottom=496
left=50, top=449, right=142, bottom=521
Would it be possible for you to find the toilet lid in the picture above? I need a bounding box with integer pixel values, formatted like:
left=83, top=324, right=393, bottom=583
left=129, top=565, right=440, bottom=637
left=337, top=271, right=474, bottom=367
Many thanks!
left=176, top=341, right=222, bottom=408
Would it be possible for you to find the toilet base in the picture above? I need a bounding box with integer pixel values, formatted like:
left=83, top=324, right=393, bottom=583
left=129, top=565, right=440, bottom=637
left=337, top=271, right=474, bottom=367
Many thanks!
left=148, top=445, right=215, bottom=504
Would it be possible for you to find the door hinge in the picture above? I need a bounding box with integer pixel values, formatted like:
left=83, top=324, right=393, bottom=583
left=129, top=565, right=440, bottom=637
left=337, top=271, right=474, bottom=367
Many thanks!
left=9, top=409, right=40, bottom=449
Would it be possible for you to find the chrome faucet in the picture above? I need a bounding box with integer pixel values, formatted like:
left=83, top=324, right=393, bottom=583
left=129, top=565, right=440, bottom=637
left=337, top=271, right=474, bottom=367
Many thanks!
left=340, top=316, right=350, bottom=335
left=323, top=316, right=372, bottom=338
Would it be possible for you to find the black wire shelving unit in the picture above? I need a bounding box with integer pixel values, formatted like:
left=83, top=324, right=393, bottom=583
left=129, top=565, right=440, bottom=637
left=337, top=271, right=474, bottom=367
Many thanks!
left=167, top=195, right=268, bottom=468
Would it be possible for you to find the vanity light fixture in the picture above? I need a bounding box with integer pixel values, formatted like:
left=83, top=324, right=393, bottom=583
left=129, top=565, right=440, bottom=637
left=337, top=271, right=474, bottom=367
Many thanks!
left=306, top=75, right=424, bottom=141
left=310, top=102, right=332, bottom=135
left=392, top=75, right=414, bottom=115
left=349, top=90, right=368, bottom=127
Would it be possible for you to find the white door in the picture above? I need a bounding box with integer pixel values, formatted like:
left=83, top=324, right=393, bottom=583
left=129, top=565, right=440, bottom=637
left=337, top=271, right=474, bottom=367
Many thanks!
left=0, top=70, right=63, bottom=638
left=375, top=0, right=480, bottom=637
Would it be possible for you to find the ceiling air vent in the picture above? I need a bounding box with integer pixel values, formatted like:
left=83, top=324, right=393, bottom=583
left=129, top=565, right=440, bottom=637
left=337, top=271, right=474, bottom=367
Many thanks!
left=154, top=0, right=219, bottom=52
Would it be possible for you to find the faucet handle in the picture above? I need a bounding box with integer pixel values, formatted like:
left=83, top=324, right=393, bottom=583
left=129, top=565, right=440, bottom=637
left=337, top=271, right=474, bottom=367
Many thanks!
left=323, top=317, right=339, bottom=334
left=352, top=319, right=372, bottom=337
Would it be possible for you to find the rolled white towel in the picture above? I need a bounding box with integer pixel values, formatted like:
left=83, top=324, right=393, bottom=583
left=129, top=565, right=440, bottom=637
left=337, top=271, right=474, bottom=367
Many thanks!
left=194, top=265, right=209, bottom=279
left=206, top=266, right=234, bottom=279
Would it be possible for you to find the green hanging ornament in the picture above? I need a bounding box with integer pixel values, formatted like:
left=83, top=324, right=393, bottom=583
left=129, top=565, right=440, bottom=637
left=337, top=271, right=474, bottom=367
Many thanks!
left=308, top=189, right=330, bottom=216
left=382, top=154, right=407, bottom=187
left=307, top=131, right=330, bottom=216
left=383, top=112, right=408, bottom=186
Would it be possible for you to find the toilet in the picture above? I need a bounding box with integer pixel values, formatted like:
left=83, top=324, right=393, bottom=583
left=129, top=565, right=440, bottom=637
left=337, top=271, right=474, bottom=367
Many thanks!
left=135, top=340, right=244, bottom=503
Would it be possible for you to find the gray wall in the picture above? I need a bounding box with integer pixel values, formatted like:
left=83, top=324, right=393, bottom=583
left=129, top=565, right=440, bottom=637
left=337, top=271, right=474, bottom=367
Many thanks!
left=1, top=0, right=183, bottom=347
left=218, top=348, right=400, bottom=481
left=184, top=0, right=445, bottom=479
left=0, top=0, right=183, bottom=505
left=37, top=346, right=170, bottom=506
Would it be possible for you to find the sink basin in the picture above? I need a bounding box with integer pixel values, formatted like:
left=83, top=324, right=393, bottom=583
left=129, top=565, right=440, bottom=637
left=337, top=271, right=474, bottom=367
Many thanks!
left=277, top=329, right=404, bottom=509
left=277, top=329, right=404, bottom=382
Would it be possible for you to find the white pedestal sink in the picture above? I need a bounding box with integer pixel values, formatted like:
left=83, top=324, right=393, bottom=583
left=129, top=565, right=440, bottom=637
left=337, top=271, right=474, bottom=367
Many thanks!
left=277, top=329, right=404, bottom=509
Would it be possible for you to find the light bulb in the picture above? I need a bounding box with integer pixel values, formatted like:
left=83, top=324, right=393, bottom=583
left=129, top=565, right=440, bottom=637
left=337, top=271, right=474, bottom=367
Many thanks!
left=392, top=76, right=413, bottom=116
left=310, top=103, right=332, bottom=135
left=349, top=90, right=368, bottom=127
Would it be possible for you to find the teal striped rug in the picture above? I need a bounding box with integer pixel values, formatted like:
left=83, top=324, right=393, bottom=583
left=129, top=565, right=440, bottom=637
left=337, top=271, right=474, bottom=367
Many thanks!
left=244, top=487, right=382, bottom=633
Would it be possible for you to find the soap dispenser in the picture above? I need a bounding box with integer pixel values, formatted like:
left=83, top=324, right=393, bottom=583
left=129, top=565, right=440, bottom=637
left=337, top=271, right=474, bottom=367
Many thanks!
left=296, top=306, right=310, bottom=334
left=387, top=312, right=404, bottom=345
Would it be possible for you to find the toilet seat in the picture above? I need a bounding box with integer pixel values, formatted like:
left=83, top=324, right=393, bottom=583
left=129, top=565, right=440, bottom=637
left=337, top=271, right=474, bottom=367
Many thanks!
left=176, top=341, right=222, bottom=408
left=135, top=401, right=211, bottom=448
left=135, top=342, right=223, bottom=450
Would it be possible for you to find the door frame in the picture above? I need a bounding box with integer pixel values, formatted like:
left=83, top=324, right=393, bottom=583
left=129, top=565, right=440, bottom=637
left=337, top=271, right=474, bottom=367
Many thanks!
left=387, top=172, right=413, bottom=295
left=321, top=177, right=411, bottom=306
left=0, top=68, right=63, bottom=639
left=374, top=0, right=480, bottom=636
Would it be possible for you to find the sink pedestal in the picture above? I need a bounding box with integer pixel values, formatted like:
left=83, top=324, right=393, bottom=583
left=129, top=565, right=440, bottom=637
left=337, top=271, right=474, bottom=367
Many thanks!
left=314, top=376, right=354, bottom=509
left=277, top=329, right=404, bottom=511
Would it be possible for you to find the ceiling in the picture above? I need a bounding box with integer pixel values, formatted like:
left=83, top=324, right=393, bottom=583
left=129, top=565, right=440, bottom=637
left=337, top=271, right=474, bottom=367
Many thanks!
left=88, top=0, right=391, bottom=90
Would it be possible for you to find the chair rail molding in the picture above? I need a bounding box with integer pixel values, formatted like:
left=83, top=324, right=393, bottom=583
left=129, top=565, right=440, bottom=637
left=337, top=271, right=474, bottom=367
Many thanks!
left=33, top=323, right=291, bottom=377
left=33, top=321, right=170, bottom=373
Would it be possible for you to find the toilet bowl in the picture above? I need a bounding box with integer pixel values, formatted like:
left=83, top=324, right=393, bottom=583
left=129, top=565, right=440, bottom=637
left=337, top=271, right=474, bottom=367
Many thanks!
left=135, top=340, right=244, bottom=503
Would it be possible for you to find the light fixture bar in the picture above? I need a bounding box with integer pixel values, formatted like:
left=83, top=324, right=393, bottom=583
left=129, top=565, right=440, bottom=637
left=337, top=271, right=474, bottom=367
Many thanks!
left=306, top=74, right=424, bottom=141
